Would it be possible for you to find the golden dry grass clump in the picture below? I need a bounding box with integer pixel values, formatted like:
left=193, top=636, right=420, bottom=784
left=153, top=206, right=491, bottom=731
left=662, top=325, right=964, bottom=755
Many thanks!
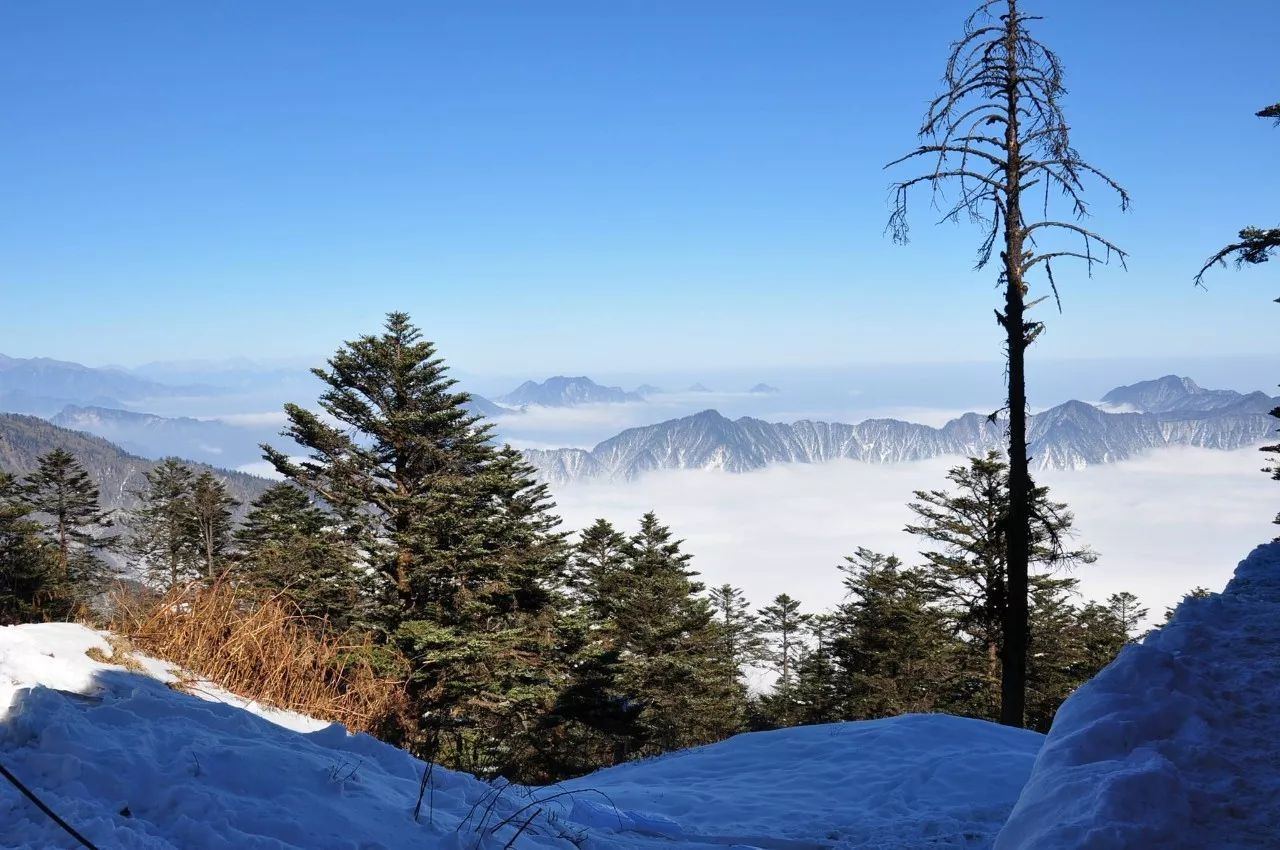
left=109, top=581, right=406, bottom=737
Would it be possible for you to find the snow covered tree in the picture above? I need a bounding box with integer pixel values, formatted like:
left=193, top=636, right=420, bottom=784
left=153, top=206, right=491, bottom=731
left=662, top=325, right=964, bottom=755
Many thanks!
left=905, top=452, right=1095, bottom=720
left=263, top=312, right=569, bottom=778
left=191, top=471, right=238, bottom=579
left=233, top=483, right=366, bottom=630
left=888, top=0, right=1129, bottom=727
left=758, top=593, right=810, bottom=726
left=127, top=458, right=200, bottom=590
left=0, top=472, right=56, bottom=624
left=22, top=449, right=114, bottom=605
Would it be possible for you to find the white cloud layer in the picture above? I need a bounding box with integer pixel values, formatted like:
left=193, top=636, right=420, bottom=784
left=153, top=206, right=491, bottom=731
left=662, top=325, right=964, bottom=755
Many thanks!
left=550, top=446, right=1278, bottom=627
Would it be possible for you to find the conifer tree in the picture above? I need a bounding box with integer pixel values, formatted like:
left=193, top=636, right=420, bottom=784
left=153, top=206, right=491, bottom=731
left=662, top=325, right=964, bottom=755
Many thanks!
left=829, top=549, right=952, bottom=720
left=708, top=583, right=763, bottom=687
left=263, top=312, right=569, bottom=777
left=233, top=483, right=365, bottom=630
left=608, top=513, right=744, bottom=756
left=0, top=472, right=55, bottom=624
left=889, top=0, right=1129, bottom=727
left=791, top=613, right=841, bottom=725
left=904, top=452, right=1095, bottom=719
left=127, top=458, right=200, bottom=590
left=22, top=449, right=114, bottom=605
left=1105, top=591, right=1148, bottom=640
left=758, top=593, right=810, bottom=726
left=191, top=471, right=238, bottom=579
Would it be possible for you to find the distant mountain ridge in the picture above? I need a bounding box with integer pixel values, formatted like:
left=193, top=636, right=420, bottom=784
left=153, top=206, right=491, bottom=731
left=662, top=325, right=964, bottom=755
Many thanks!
left=1099, top=375, right=1250, bottom=414
left=523, top=377, right=1279, bottom=485
left=0, top=413, right=271, bottom=512
left=0, top=354, right=215, bottom=407
left=499, top=376, right=643, bottom=407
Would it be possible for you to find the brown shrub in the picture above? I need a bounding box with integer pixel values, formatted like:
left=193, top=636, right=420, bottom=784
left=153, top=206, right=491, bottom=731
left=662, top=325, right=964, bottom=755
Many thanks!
left=108, top=580, right=409, bottom=738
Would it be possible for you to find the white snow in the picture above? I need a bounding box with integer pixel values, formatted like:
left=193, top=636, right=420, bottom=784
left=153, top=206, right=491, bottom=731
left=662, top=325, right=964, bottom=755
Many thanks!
left=0, top=622, right=1043, bottom=849
left=996, top=540, right=1280, bottom=849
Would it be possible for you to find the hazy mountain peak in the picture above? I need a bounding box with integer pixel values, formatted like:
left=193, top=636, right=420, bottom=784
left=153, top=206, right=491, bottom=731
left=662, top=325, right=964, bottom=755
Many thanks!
left=748, top=383, right=781, bottom=394
left=498, top=376, right=643, bottom=407
left=1100, top=375, right=1241, bottom=414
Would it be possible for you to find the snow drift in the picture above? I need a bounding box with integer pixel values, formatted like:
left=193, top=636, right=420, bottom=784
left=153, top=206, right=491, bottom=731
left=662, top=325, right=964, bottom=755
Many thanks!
left=0, top=623, right=1042, bottom=849
left=996, top=541, right=1280, bottom=849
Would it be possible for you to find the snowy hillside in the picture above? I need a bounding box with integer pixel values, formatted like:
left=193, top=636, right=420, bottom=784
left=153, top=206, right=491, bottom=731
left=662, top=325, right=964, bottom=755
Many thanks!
left=996, top=541, right=1280, bottom=849
left=0, top=624, right=1042, bottom=849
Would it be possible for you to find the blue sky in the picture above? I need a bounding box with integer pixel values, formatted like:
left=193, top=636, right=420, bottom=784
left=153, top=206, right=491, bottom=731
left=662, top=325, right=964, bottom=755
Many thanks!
left=1, top=0, right=1276, bottom=375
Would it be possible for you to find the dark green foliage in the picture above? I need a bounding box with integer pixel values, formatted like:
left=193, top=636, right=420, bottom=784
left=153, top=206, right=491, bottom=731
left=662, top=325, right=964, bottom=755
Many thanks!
left=790, top=614, right=841, bottom=725
left=828, top=550, right=953, bottom=720
left=22, top=449, right=115, bottom=609
left=191, top=471, right=238, bottom=578
left=708, top=583, right=763, bottom=685
left=262, top=312, right=569, bottom=779
left=233, top=483, right=366, bottom=630
left=0, top=472, right=56, bottom=624
left=758, top=593, right=810, bottom=725
left=127, top=458, right=200, bottom=590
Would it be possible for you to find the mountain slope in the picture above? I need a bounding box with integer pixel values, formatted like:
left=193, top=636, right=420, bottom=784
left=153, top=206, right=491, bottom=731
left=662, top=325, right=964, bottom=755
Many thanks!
left=499, top=376, right=643, bottom=407
left=0, top=354, right=209, bottom=406
left=523, top=379, right=1279, bottom=484
left=0, top=413, right=271, bottom=511
left=1099, top=375, right=1248, bottom=413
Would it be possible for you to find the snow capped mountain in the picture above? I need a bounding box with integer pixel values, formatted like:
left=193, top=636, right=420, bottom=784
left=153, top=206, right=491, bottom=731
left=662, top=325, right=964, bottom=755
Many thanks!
left=498, top=376, right=644, bottom=407
left=523, top=379, right=1279, bottom=484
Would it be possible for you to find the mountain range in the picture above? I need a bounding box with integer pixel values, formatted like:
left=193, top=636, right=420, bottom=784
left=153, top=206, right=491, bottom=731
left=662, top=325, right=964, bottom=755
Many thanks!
left=498, top=376, right=644, bottom=407
left=522, top=376, right=1280, bottom=485
left=0, top=354, right=216, bottom=415
left=0, top=414, right=271, bottom=513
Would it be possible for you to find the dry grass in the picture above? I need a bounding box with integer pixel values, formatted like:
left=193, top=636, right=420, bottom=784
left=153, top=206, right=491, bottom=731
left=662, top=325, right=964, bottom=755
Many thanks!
left=108, top=581, right=408, bottom=737
left=85, top=634, right=147, bottom=672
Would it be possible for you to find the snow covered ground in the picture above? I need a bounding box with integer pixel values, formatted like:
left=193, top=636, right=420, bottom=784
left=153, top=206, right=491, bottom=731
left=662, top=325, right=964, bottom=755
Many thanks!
left=997, top=541, right=1280, bottom=849
left=0, top=623, right=1042, bottom=849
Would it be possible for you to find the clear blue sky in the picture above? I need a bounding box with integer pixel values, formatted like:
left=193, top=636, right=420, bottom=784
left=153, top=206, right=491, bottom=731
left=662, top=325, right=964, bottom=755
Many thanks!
left=1, top=0, right=1276, bottom=374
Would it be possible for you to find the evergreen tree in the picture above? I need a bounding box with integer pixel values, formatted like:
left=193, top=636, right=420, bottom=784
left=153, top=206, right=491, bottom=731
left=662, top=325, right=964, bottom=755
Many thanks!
left=127, top=458, right=200, bottom=590
left=791, top=613, right=841, bottom=725
left=708, top=583, right=762, bottom=687
left=1162, top=586, right=1213, bottom=624
left=829, top=549, right=953, bottom=720
left=1106, top=591, right=1148, bottom=640
left=608, top=513, right=744, bottom=756
left=191, top=471, right=238, bottom=579
left=22, top=449, right=114, bottom=607
left=889, top=0, right=1129, bottom=727
left=263, top=312, right=569, bottom=778
left=905, top=452, right=1095, bottom=719
left=0, top=472, right=56, bottom=624
left=565, top=518, right=629, bottom=613
left=758, top=593, right=810, bottom=726
left=233, top=483, right=365, bottom=630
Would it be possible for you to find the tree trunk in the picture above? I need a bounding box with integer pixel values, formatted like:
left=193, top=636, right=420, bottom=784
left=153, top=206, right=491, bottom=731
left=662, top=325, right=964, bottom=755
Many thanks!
left=999, top=1, right=1029, bottom=728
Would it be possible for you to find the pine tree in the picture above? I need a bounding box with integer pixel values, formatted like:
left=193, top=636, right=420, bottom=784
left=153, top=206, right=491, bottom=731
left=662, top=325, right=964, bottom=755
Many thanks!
left=889, top=0, right=1129, bottom=727
left=608, top=513, right=744, bottom=756
left=829, top=549, right=953, bottom=720
left=708, top=583, right=762, bottom=687
left=22, top=449, right=114, bottom=607
left=905, top=452, right=1095, bottom=720
left=127, top=458, right=200, bottom=590
left=263, top=312, right=569, bottom=778
left=191, top=471, right=238, bottom=579
left=791, top=613, right=841, bottom=725
left=0, top=472, right=56, bottom=624
left=233, top=483, right=365, bottom=630
left=1105, top=591, right=1148, bottom=640
left=758, top=593, right=810, bottom=726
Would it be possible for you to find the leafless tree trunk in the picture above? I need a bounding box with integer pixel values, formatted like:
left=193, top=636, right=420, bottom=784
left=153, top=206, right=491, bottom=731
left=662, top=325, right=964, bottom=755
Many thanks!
left=887, top=0, right=1128, bottom=726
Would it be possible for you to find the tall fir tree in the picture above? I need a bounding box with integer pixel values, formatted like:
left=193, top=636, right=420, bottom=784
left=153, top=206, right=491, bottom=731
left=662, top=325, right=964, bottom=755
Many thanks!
left=758, top=593, right=810, bottom=726
left=0, top=472, right=56, bottom=624
left=190, top=471, right=238, bottom=579
left=904, top=452, right=1095, bottom=720
left=22, top=449, right=115, bottom=608
left=791, top=613, right=841, bottom=726
left=708, top=583, right=763, bottom=688
left=127, top=458, right=200, bottom=590
left=233, top=483, right=366, bottom=630
left=262, top=312, right=569, bottom=779
left=607, top=513, right=744, bottom=756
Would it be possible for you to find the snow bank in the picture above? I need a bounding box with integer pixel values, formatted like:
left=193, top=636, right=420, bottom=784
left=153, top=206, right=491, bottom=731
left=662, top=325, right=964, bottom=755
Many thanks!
left=0, top=623, right=1042, bottom=849
left=996, top=541, right=1280, bottom=850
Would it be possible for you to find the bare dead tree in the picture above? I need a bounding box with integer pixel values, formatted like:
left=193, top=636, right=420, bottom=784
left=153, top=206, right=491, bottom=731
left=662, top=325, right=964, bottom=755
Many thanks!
left=886, top=0, right=1129, bottom=727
